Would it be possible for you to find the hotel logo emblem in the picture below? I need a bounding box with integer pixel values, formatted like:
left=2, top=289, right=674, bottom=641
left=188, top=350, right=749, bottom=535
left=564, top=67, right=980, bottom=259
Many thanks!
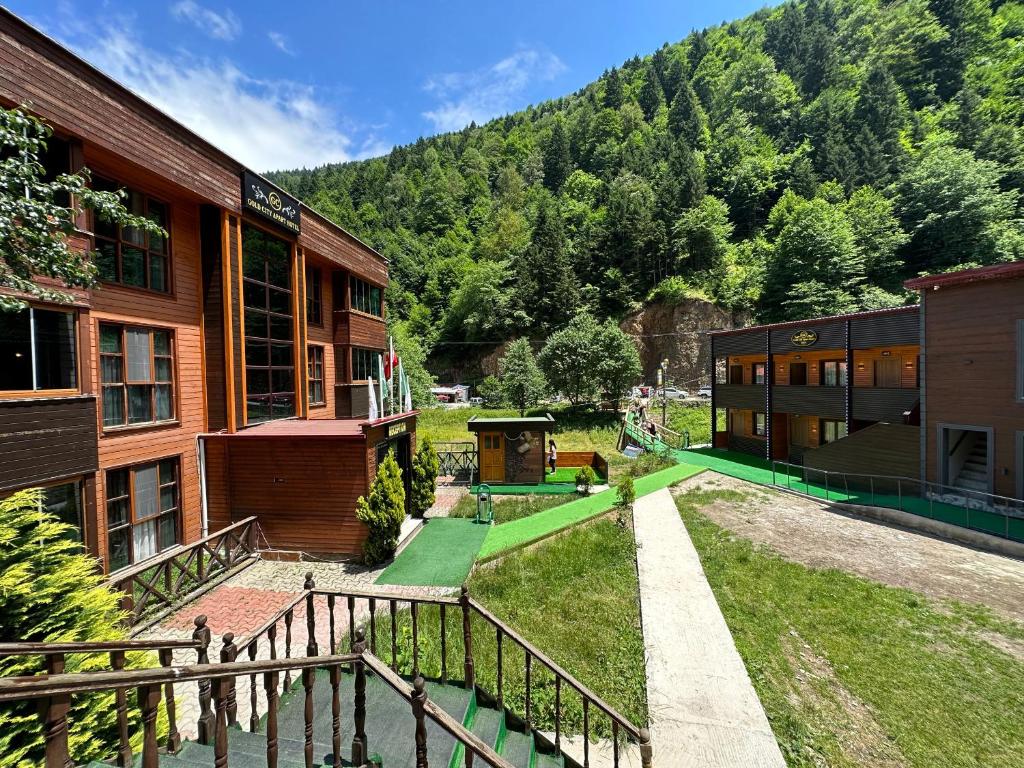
left=791, top=329, right=818, bottom=347
left=241, top=170, right=301, bottom=235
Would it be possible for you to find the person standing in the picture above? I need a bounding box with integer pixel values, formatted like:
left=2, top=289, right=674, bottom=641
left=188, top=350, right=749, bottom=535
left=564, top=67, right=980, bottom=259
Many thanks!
left=548, top=439, right=558, bottom=475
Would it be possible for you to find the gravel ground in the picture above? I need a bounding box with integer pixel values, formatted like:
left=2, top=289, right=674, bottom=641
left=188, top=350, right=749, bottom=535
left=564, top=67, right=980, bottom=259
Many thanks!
left=672, top=472, right=1024, bottom=624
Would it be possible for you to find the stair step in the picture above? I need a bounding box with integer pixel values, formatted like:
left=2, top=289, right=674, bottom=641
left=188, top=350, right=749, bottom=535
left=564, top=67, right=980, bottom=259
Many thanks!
left=959, top=469, right=987, bottom=482
left=535, top=750, right=566, bottom=768
left=177, top=739, right=319, bottom=768
left=500, top=727, right=535, bottom=768
left=469, top=706, right=505, bottom=753
left=955, top=479, right=988, bottom=492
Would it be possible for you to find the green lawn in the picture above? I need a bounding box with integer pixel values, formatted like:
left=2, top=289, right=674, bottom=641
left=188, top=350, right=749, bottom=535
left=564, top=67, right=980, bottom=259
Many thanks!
left=368, top=516, right=648, bottom=739
left=677, top=488, right=1024, bottom=768
left=448, top=494, right=567, bottom=524
left=374, top=518, right=490, bottom=587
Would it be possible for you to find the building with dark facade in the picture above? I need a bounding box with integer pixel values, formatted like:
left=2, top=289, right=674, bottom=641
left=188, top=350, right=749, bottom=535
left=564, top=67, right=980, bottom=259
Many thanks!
left=0, top=10, right=415, bottom=569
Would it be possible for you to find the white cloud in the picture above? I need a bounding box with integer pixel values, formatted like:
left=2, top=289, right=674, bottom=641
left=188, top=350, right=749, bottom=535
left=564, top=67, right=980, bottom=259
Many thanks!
left=423, top=49, right=566, bottom=132
left=268, top=31, right=295, bottom=56
left=170, top=1, right=241, bottom=41
left=46, top=14, right=386, bottom=170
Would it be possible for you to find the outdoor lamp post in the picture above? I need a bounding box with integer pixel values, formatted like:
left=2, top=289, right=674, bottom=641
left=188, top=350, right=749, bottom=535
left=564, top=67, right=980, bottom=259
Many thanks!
left=661, top=358, right=669, bottom=427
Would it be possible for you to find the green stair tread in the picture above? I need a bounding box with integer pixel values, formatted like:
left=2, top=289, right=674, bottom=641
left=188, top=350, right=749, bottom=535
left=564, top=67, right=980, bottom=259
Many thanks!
left=500, top=728, right=535, bottom=768
left=534, top=751, right=566, bottom=768
left=468, top=706, right=504, bottom=752
left=179, top=730, right=340, bottom=767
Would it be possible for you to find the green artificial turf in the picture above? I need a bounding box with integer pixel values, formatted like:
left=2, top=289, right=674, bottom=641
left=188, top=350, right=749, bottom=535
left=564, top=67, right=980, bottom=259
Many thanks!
left=375, top=518, right=491, bottom=587
left=477, top=462, right=704, bottom=560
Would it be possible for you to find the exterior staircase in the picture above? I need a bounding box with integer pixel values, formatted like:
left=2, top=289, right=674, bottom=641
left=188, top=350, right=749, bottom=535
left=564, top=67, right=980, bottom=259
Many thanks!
left=953, top=439, right=989, bottom=494
left=85, top=668, right=566, bottom=768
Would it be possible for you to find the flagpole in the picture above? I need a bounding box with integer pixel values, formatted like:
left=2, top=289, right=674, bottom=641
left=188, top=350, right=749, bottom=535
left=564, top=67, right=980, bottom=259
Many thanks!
left=378, top=354, right=385, bottom=418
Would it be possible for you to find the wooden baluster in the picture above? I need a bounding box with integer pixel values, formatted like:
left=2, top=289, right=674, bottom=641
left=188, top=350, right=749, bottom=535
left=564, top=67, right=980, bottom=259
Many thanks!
left=347, top=595, right=356, bottom=650
left=42, top=653, right=71, bottom=768
left=328, top=594, right=336, bottom=655
left=284, top=608, right=294, bottom=692
left=583, top=699, right=590, bottom=768
left=109, top=650, right=132, bottom=767
left=193, top=615, right=215, bottom=745
left=554, top=677, right=561, bottom=756
left=330, top=663, right=342, bottom=768
left=389, top=600, right=398, bottom=671
left=496, top=629, right=503, bottom=709
left=303, top=666, right=315, bottom=768
left=460, top=584, right=474, bottom=690
left=265, top=671, right=280, bottom=768
left=137, top=684, right=162, bottom=768
left=304, top=572, right=318, bottom=657
left=369, top=597, right=377, bottom=655
left=639, top=727, right=653, bottom=768
left=411, top=676, right=429, bottom=768
left=213, top=677, right=229, bottom=768
left=411, top=601, right=420, bottom=677
left=248, top=642, right=260, bottom=732
left=159, top=648, right=181, bottom=752
left=525, top=652, right=532, bottom=732
left=220, top=633, right=239, bottom=726
left=351, top=628, right=368, bottom=766
left=269, top=620, right=278, bottom=662
left=439, top=603, right=448, bottom=685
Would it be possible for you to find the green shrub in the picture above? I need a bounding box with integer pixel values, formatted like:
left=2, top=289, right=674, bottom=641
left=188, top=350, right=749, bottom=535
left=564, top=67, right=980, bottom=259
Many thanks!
left=646, top=276, right=713, bottom=306
left=0, top=489, right=154, bottom=766
left=575, top=465, right=597, bottom=494
left=615, top=476, right=636, bottom=509
left=356, top=451, right=407, bottom=565
left=411, top=437, right=440, bottom=518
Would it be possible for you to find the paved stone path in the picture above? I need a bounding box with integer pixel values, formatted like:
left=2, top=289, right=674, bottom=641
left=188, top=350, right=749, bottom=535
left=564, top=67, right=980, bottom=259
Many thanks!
left=632, top=488, right=785, bottom=768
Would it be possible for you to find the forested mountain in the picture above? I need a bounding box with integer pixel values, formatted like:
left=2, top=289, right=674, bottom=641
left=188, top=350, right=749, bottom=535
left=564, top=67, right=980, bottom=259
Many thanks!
left=269, top=0, right=1024, bottom=363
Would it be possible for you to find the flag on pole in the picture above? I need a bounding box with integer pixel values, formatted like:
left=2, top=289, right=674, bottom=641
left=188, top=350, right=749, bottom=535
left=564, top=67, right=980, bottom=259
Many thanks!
left=367, top=377, right=379, bottom=421
left=378, top=354, right=385, bottom=417
left=402, top=362, right=413, bottom=413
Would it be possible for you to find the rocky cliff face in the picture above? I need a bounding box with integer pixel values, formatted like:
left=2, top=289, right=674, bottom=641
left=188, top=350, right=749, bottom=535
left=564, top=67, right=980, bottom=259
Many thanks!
left=621, top=300, right=748, bottom=389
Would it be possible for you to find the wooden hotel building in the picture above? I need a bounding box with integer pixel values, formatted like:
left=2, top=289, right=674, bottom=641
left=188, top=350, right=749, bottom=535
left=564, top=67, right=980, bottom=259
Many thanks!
left=0, top=10, right=415, bottom=571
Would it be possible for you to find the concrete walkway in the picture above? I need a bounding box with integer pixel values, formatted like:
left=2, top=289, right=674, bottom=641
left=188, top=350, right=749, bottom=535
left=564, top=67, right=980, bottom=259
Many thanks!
left=633, top=488, right=785, bottom=768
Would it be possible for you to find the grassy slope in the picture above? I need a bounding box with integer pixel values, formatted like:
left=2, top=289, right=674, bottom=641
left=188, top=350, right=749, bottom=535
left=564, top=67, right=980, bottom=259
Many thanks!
left=369, top=517, right=648, bottom=738
left=677, top=488, right=1024, bottom=768
left=448, top=494, right=567, bottom=524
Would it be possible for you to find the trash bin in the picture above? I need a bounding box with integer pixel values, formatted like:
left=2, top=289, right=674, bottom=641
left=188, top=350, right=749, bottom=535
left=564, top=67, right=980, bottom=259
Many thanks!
left=476, top=484, right=493, bottom=524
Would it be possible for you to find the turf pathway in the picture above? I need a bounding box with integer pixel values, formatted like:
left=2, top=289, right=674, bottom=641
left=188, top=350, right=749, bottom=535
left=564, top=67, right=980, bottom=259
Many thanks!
left=375, top=518, right=490, bottom=588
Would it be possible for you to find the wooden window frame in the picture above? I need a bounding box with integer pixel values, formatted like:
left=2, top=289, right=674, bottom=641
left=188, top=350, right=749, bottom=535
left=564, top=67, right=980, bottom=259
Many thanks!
left=820, top=359, right=848, bottom=387
left=0, top=305, right=79, bottom=398
left=105, top=458, right=181, bottom=573
left=306, top=266, right=323, bottom=326
left=307, top=345, right=326, bottom=407
left=352, top=347, right=382, bottom=382
left=99, top=323, right=177, bottom=431
left=349, top=275, right=383, bottom=317
left=37, top=477, right=87, bottom=546
left=752, top=363, right=766, bottom=385
left=820, top=419, right=847, bottom=444
left=753, top=412, right=767, bottom=437
left=93, top=177, right=172, bottom=295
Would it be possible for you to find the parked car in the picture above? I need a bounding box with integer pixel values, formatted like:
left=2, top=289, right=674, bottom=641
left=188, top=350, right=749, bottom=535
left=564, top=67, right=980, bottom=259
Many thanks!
left=469, top=396, right=484, bottom=406
left=697, top=386, right=712, bottom=398
left=662, top=387, right=689, bottom=400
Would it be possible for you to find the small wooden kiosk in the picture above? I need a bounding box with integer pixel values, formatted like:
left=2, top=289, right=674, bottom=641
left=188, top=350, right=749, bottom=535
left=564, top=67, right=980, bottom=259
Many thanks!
left=467, top=414, right=555, bottom=485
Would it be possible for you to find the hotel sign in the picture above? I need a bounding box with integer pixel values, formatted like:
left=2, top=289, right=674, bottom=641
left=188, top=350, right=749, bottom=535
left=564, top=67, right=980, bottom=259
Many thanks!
left=388, top=422, right=407, bottom=438
left=242, top=171, right=300, bottom=235
left=791, top=329, right=818, bottom=347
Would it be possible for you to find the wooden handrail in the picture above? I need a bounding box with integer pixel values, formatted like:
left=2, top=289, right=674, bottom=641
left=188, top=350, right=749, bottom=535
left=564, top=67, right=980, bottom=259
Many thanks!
left=468, top=598, right=644, bottom=741
left=0, top=639, right=200, bottom=658
left=108, top=516, right=258, bottom=582
left=235, top=591, right=308, bottom=653
left=313, top=588, right=461, bottom=606
left=363, top=654, right=516, bottom=768
left=0, top=653, right=361, bottom=702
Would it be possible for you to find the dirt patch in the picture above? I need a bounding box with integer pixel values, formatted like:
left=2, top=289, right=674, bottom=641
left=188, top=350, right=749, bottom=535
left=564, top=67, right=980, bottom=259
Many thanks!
left=672, top=472, right=1024, bottom=624
left=976, top=630, right=1024, bottom=662
left=783, top=630, right=908, bottom=768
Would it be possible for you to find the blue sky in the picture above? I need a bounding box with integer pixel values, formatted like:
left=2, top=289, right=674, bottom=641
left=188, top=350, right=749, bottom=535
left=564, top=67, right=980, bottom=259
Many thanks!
left=9, top=1, right=771, bottom=171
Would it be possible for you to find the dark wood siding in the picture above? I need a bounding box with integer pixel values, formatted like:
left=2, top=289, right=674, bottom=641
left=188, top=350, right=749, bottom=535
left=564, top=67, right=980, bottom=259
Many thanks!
left=851, top=309, right=918, bottom=348
left=200, top=205, right=227, bottom=431
left=804, top=423, right=920, bottom=478
left=0, top=396, right=98, bottom=491
left=770, top=321, right=846, bottom=353
left=714, top=331, right=766, bottom=357
left=715, top=384, right=767, bottom=410
left=728, top=434, right=767, bottom=457
left=852, top=388, right=919, bottom=423
left=772, top=386, right=846, bottom=419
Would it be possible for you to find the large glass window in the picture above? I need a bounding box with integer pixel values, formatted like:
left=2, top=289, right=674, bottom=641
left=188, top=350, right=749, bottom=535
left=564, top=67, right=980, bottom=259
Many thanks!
left=352, top=348, right=381, bottom=381
left=243, top=225, right=295, bottom=424
left=100, top=324, right=175, bottom=428
left=821, top=360, right=848, bottom=387
left=308, top=346, right=325, bottom=406
left=0, top=307, right=77, bottom=392
left=752, top=363, right=766, bottom=385
left=41, top=480, right=84, bottom=544
left=821, top=419, right=848, bottom=444
left=106, top=459, right=180, bottom=571
left=349, top=276, right=382, bottom=316
left=754, top=412, right=767, bottom=436
left=94, top=178, right=170, bottom=292
left=306, top=267, right=322, bottom=326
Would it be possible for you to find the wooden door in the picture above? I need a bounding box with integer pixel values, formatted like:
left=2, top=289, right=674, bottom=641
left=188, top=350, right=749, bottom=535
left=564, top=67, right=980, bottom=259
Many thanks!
left=790, top=415, right=810, bottom=447
left=790, top=363, right=808, bottom=385
left=874, top=358, right=900, bottom=388
left=480, top=433, right=505, bottom=482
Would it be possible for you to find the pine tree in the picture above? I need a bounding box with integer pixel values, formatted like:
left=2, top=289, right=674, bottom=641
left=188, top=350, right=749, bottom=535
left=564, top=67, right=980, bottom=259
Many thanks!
left=658, top=138, right=706, bottom=223
left=410, top=438, right=440, bottom=518
left=498, top=338, right=547, bottom=416
left=603, top=68, right=624, bottom=109
left=667, top=81, right=709, bottom=149
left=853, top=63, right=907, bottom=182
left=543, top=118, right=572, bottom=192
left=852, top=125, right=890, bottom=188
left=638, top=63, right=664, bottom=121
left=356, top=452, right=406, bottom=565
left=514, top=196, right=579, bottom=334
